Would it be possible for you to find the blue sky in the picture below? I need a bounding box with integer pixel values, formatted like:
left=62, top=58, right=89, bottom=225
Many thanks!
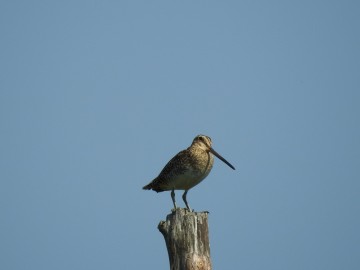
left=1, top=1, right=359, bottom=269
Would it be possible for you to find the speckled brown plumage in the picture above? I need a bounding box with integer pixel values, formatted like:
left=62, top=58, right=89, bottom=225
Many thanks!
left=143, top=135, right=235, bottom=211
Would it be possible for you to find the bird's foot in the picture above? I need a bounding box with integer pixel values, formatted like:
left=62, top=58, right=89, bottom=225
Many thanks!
left=171, top=207, right=179, bottom=213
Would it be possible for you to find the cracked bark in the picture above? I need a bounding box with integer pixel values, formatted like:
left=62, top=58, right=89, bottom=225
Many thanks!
left=158, top=208, right=212, bottom=270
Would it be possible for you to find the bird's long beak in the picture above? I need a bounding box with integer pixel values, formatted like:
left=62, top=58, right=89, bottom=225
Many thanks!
left=210, top=148, right=235, bottom=170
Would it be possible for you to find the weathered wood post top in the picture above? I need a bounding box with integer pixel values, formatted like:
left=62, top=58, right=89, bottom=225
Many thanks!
left=158, top=208, right=212, bottom=270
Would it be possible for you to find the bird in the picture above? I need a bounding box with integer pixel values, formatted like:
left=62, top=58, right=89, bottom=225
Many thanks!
left=143, top=135, right=235, bottom=211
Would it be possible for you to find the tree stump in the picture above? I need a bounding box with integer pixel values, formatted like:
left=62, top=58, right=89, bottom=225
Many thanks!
left=158, top=208, right=212, bottom=270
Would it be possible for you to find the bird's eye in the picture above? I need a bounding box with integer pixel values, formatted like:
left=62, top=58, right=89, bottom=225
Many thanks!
left=199, top=136, right=203, bottom=141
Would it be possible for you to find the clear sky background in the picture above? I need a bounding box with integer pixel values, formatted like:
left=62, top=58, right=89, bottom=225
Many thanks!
left=1, top=1, right=359, bottom=269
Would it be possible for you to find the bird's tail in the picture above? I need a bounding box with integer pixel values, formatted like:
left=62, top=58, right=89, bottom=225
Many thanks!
left=142, top=178, right=164, bottom=192
left=142, top=183, right=153, bottom=190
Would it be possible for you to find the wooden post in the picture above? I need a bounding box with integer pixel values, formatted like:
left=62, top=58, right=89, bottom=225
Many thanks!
left=158, top=208, right=212, bottom=270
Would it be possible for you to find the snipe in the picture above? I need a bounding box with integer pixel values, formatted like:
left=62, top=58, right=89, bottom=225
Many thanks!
left=143, top=135, right=235, bottom=211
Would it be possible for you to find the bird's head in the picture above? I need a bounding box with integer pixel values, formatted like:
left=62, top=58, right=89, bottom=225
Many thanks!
left=192, top=135, right=212, bottom=151
left=191, top=134, right=235, bottom=170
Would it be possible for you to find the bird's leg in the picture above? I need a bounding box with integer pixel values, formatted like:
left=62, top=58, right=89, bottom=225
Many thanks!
left=182, top=190, right=192, bottom=212
left=171, top=189, right=177, bottom=210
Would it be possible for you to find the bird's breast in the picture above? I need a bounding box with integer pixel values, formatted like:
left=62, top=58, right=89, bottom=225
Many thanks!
left=168, top=151, right=214, bottom=190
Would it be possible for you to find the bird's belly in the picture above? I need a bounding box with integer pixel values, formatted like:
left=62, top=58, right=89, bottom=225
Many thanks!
left=169, top=169, right=211, bottom=190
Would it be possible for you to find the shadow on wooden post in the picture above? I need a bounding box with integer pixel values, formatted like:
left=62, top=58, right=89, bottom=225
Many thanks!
left=158, top=208, right=212, bottom=270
